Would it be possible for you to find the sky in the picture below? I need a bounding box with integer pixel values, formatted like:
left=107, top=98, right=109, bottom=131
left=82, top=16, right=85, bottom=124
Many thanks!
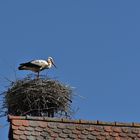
left=0, top=0, right=140, bottom=139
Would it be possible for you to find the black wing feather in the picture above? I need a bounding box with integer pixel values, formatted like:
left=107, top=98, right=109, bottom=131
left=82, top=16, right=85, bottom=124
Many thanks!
left=18, top=61, right=41, bottom=70
left=20, top=62, right=41, bottom=68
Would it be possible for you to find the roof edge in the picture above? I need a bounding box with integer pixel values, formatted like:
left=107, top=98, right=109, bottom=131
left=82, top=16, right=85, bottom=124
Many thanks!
left=8, top=115, right=140, bottom=128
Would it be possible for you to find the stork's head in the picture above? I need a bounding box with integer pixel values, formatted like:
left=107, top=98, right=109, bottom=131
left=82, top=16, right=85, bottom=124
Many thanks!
left=48, top=57, right=57, bottom=68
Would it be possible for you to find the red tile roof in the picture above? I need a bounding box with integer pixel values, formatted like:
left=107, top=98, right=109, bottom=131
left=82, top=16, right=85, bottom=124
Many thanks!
left=8, top=115, right=140, bottom=140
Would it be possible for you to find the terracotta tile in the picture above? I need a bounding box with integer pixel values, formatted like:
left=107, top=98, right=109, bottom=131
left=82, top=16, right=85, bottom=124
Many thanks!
left=113, top=127, right=122, bottom=133
left=119, top=133, right=127, bottom=137
left=19, top=126, right=26, bottom=131
left=12, top=120, right=22, bottom=126
left=25, top=126, right=34, bottom=131
left=14, top=130, right=24, bottom=135
left=50, top=132, right=58, bottom=138
left=72, top=130, right=81, bottom=135
left=78, top=134, right=87, bottom=139
left=35, top=127, right=43, bottom=132
left=31, top=131, right=40, bottom=136
left=22, top=120, right=29, bottom=127
left=104, top=126, right=112, bottom=132
left=122, top=127, right=131, bottom=133
left=47, top=122, right=57, bottom=129
left=114, top=137, right=121, bottom=140
left=57, top=124, right=66, bottom=129
left=100, top=132, right=109, bottom=136
left=40, top=131, right=50, bottom=137
left=59, top=133, right=68, bottom=138
left=86, top=126, right=95, bottom=131
left=29, top=121, right=39, bottom=127
left=87, top=134, right=97, bottom=140
left=132, top=128, right=140, bottom=134
left=13, top=134, right=20, bottom=140
left=91, top=131, right=100, bottom=136
left=26, top=135, right=36, bottom=140
left=38, top=122, right=47, bottom=128
left=24, top=130, right=32, bottom=136
left=76, top=125, right=86, bottom=131
left=68, top=134, right=77, bottom=139
left=94, top=126, right=104, bottom=132
left=110, top=132, right=119, bottom=137
left=63, top=128, right=72, bottom=134
left=66, top=125, right=76, bottom=130
left=96, top=136, right=105, bottom=140
left=12, top=125, right=19, bottom=130
left=19, top=134, right=27, bottom=140
left=81, top=130, right=89, bottom=135
left=52, top=128, right=62, bottom=133
left=35, top=136, right=44, bottom=140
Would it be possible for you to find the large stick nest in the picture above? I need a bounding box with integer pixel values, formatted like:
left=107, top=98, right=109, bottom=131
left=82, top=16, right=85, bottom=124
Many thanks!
left=0, top=75, right=73, bottom=118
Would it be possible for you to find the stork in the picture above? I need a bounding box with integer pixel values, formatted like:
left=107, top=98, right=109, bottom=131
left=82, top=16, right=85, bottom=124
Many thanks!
left=18, top=57, right=56, bottom=78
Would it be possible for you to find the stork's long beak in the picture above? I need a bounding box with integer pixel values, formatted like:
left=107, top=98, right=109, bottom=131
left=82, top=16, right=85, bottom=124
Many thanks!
left=52, top=62, right=57, bottom=68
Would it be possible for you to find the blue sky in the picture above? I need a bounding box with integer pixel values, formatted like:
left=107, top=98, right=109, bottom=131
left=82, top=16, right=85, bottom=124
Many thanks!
left=1, top=0, right=140, bottom=139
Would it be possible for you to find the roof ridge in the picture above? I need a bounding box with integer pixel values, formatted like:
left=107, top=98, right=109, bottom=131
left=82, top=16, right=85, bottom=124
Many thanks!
left=8, top=115, right=140, bottom=128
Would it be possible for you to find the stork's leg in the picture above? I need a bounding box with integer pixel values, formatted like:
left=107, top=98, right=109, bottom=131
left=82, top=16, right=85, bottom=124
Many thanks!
left=37, top=72, right=39, bottom=79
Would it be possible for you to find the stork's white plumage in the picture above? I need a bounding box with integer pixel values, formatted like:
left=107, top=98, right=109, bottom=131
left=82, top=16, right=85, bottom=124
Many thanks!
left=18, top=57, right=56, bottom=78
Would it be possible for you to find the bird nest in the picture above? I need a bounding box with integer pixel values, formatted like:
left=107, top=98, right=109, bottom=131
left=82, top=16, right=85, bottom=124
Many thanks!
left=0, top=75, right=73, bottom=118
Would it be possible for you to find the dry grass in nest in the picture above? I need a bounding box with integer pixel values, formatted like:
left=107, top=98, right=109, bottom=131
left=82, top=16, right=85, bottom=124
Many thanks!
left=0, top=75, right=73, bottom=118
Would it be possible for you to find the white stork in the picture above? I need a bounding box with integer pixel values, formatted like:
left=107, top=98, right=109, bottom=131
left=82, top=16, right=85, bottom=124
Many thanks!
left=18, top=57, right=56, bottom=78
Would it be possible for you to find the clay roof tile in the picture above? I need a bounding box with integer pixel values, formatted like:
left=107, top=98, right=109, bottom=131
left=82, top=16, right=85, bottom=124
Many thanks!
left=8, top=115, right=140, bottom=140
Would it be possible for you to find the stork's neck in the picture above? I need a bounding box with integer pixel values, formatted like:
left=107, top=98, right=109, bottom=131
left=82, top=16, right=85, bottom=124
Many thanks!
left=47, top=60, right=52, bottom=68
